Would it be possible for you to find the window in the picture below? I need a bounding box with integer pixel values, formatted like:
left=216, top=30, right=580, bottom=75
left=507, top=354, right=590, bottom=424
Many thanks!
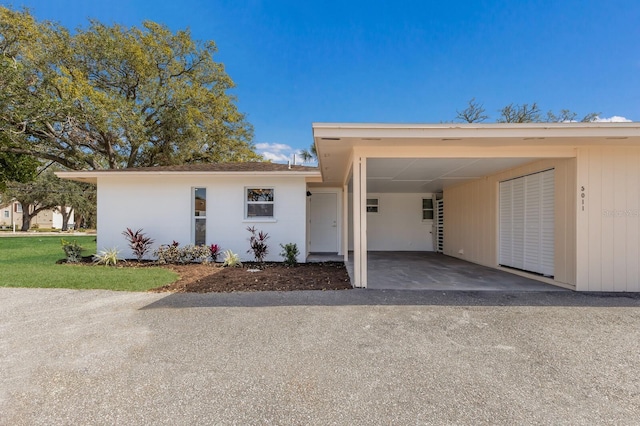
left=366, top=198, right=379, bottom=213
left=246, top=188, right=275, bottom=218
left=14, top=203, right=22, bottom=213
left=422, top=198, right=434, bottom=220
left=193, top=188, right=206, bottom=245
left=3, top=211, right=9, bottom=218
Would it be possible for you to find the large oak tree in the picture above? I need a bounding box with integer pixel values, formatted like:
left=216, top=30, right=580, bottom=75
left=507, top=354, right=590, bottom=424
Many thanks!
left=0, top=7, right=260, bottom=171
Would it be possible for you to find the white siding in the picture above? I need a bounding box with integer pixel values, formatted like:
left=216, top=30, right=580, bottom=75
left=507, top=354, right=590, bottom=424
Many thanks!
left=348, top=192, right=434, bottom=251
left=445, top=158, right=576, bottom=288
left=97, top=175, right=308, bottom=262
left=576, top=146, right=640, bottom=291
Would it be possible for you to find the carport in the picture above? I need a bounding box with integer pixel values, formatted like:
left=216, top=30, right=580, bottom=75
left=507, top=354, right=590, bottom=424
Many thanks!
left=362, top=252, right=565, bottom=291
left=310, top=123, right=581, bottom=290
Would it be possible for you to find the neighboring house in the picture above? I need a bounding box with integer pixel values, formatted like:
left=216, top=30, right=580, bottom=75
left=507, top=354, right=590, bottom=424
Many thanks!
left=58, top=122, right=640, bottom=292
left=0, top=200, right=74, bottom=230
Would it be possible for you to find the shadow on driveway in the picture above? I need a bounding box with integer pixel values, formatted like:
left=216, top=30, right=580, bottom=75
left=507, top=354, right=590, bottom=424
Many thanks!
left=141, top=289, right=640, bottom=310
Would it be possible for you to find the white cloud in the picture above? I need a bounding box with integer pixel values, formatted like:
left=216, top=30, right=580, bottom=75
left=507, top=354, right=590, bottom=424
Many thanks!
left=592, top=115, right=632, bottom=123
left=261, top=151, right=291, bottom=162
left=256, top=142, right=295, bottom=164
left=255, top=142, right=291, bottom=151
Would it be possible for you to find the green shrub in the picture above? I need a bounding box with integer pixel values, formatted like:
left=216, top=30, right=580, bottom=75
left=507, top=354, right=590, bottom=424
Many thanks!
left=60, top=238, right=83, bottom=263
left=222, top=249, right=242, bottom=267
left=93, top=247, right=122, bottom=266
left=154, top=242, right=210, bottom=264
left=279, top=243, right=299, bottom=266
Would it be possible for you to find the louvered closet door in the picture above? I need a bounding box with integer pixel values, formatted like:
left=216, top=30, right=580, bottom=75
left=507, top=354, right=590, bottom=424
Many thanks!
left=499, top=169, right=554, bottom=277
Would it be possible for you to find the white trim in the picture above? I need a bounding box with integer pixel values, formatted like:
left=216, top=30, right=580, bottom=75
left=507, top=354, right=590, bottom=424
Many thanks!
left=56, top=170, right=320, bottom=184
left=244, top=187, right=275, bottom=220
left=192, top=187, right=207, bottom=245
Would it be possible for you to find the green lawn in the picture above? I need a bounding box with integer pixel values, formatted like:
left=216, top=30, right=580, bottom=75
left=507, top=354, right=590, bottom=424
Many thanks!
left=0, top=236, right=177, bottom=291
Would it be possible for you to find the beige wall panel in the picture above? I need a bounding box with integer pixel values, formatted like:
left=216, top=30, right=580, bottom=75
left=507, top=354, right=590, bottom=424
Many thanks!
left=444, top=158, right=576, bottom=287
left=586, top=147, right=602, bottom=290
left=627, top=150, right=640, bottom=292
left=600, top=148, right=616, bottom=290
left=613, top=147, right=628, bottom=291
left=578, top=146, right=640, bottom=291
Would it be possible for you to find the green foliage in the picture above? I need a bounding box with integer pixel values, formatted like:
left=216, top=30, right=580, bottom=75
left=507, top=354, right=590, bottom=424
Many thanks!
left=0, top=147, right=38, bottom=191
left=2, top=167, right=88, bottom=231
left=154, top=242, right=210, bottom=264
left=279, top=243, right=300, bottom=266
left=247, top=226, right=269, bottom=262
left=0, top=236, right=176, bottom=291
left=222, top=249, right=242, bottom=267
left=60, top=238, right=83, bottom=263
left=298, top=144, right=317, bottom=163
left=0, top=6, right=259, bottom=172
left=93, top=247, right=122, bottom=266
left=121, top=228, right=155, bottom=261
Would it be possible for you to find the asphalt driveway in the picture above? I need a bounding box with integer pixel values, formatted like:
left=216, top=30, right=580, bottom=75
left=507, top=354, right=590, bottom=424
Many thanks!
left=1, top=288, right=640, bottom=425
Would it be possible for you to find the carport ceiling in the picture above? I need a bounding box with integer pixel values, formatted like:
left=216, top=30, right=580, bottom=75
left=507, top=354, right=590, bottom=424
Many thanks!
left=367, top=158, right=537, bottom=193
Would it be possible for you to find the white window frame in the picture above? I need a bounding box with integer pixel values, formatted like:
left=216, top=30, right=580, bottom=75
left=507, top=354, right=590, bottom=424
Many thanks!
left=422, top=198, right=434, bottom=221
left=245, top=187, right=275, bottom=220
left=366, top=198, right=379, bottom=213
left=3, top=210, right=9, bottom=218
left=192, top=187, right=206, bottom=245
left=15, top=202, right=22, bottom=213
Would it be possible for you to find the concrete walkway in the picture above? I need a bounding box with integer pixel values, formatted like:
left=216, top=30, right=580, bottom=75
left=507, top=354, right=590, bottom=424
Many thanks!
left=1, top=288, right=639, bottom=425
left=350, top=251, right=566, bottom=291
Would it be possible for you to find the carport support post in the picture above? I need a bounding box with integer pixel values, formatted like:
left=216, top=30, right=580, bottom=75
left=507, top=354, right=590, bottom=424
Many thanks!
left=352, top=155, right=367, bottom=288
left=343, top=183, right=349, bottom=262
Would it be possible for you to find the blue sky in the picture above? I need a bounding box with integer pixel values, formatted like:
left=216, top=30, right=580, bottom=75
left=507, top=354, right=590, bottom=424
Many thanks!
left=6, top=0, right=640, bottom=162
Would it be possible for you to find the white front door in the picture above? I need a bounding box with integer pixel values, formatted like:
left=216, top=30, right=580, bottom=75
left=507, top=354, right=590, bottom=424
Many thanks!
left=309, top=192, right=338, bottom=253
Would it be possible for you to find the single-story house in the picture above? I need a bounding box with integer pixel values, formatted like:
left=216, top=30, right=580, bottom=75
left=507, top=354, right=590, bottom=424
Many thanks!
left=58, top=122, right=640, bottom=292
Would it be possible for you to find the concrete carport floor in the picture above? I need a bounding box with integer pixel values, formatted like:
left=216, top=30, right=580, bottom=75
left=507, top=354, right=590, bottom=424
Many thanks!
left=349, top=251, right=567, bottom=291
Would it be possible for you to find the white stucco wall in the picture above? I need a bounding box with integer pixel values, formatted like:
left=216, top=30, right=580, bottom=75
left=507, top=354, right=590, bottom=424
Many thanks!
left=348, top=192, right=435, bottom=251
left=97, top=175, right=308, bottom=262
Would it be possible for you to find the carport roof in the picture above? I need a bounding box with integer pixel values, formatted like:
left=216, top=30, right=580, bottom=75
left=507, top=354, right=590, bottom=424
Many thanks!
left=312, top=122, right=640, bottom=188
left=57, top=162, right=320, bottom=184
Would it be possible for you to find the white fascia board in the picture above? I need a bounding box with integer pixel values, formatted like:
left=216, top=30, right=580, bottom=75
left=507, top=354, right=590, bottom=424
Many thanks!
left=56, top=170, right=321, bottom=181
left=312, top=122, right=640, bottom=140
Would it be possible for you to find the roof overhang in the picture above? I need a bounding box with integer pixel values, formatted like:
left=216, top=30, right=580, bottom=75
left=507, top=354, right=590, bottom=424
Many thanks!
left=312, top=122, right=640, bottom=187
left=56, top=170, right=321, bottom=184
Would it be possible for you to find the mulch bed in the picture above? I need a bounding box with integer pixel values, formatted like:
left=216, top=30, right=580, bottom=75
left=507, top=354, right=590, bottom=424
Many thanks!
left=153, top=262, right=352, bottom=293
left=65, top=257, right=352, bottom=293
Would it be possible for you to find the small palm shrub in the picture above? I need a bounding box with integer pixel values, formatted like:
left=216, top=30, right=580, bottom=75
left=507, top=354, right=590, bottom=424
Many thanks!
left=61, top=238, right=83, bottom=263
left=93, top=247, right=122, bottom=266
left=222, top=249, right=242, bottom=267
left=279, top=243, right=299, bottom=266
left=247, top=226, right=269, bottom=262
left=122, top=228, right=155, bottom=261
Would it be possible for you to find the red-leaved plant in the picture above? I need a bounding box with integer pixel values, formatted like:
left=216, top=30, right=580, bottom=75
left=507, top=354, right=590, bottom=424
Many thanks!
left=210, top=244, right=221, bottom=262
left=247, top=226, right=269, bottom=262
left=122, top=228, right=155, bottom=261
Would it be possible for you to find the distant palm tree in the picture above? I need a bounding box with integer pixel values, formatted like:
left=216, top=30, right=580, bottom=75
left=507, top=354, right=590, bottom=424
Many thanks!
left=298, top=143, right=317, bottom=163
